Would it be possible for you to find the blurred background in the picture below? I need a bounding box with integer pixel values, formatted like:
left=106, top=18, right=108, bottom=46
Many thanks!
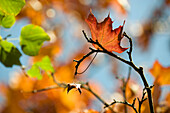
left=0, top=0, right=170, bottom=113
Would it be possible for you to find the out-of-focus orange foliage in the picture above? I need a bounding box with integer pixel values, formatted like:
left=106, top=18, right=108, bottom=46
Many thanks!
left=152, top=81, right=161, bottom=112
left=0, top=39, right=103, bottom=113
left=17, top=0, right=128, bottom=26
left=166, top=0, right=170, bottom=6
left=1, top=0, right=170, bottom=113
left=166, top=93, right=170, bottom=106
left=123, top=81, right=142, bottom=112
left=32, top=40, right=62, bottom=62
left=85, top=11, right=128, bottom=53
left=0, top=66, right=95, bottom=113
left=142, top=60, right=170, bottom=113
left=79, top=109, right=99, bottom=113
left=150, top=60, right=170, bottom=86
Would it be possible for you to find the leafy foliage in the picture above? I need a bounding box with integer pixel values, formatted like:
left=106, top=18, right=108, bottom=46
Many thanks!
left=0, top=0, right=25, bottom=16
left=150, top=60, right=170, bottom=85
left=0, top=40, right=21, bottom=67
left=20, top=24, right=50, bottom=56
left=1, top=15, right=15, bottom=28
left=85, top=10, right=128, bottom=53
left=0, top=0, right=170, bottom=113
left=27, top=56, right=54, bottom=80
left=0, top=0, right=25, bottom=28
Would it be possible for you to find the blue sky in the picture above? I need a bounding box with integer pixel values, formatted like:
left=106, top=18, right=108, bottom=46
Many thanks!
left=0, top=0, right=170, bottom=110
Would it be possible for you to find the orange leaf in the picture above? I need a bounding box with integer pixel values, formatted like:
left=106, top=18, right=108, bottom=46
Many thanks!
left=81, top=109, right=99, bottom=113
left=85, top=10, right=128, bottom=53
left=165, top=93, right=170, bottom=106
left=150, top=60, right=170, bottom=86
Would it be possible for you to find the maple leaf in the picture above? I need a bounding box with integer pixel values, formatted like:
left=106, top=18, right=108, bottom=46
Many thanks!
left=149, top=60, right=170, bottom=86
left=85, top=10, right=128, bottom=53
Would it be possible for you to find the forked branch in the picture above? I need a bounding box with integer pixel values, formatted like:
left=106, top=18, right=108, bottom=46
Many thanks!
left=105, top=98, right=138, bottom=113
left=73, top=30, right=154, bottom=113
left=23, top=73, right=114, bottom=112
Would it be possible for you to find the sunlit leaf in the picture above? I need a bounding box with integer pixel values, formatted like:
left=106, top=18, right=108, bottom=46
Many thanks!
left=1, top=15, right=15, bottom=28
left=27, top=64, right=42, bottom=80
left=36, top=56, right=54, bottom=73
left=27, top=56, right=54, bottom=79
left=20, top=24, right=50, bottom=56
left=0, top=0, right=25, bottom=16
left=0, top=40, right=21, bottom=67
left=85, top=10, right=128, bottom=53
left=0, top=40, right=13, bottom=52
left=150, top=60, right=170, bottom=86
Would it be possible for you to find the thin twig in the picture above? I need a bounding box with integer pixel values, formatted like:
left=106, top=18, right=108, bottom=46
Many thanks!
left=76, top=52, right=98, bottom=75
left=123, top=32, right=133, bottom=62
left=113, top=67, right=132, bottom=113
left=51, top=73, right=67, bottom=88
left=138, top=89, right=148, bottom=113
left=31, top=85, right=59, bottom=93
left=75, top=30, right=154, bottom=113
left=81, top=83, right=114, bottom=112
left=123, top=67, right=132, bottom=113
left=24, top=75, right=114, bottom=112
left=105, top=98, right=138, bottom=113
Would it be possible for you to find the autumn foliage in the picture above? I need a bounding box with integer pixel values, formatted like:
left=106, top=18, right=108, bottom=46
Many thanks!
left=85, top=10, right=127, bottom=53
left=0, top=0, right=170, bottom=113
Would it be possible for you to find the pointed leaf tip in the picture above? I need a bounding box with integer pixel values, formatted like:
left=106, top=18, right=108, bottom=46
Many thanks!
left=85, top=11, right=127, bottom=53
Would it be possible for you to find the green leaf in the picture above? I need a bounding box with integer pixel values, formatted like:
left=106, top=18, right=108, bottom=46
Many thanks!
left=0, top=10, right=4, bottom=15
left=0, top=15, right=4, bottom=25
left=0, top=0, right=25, bottom=16
left=37, top=56, right=54, bottom=73
left=26, top=56, right=54, bottom=80
left=0, top=40, right=13, bottom=52
left=20, top=24, right=50, bottom=56
left=1, top=15, right=15, bottom=28
left=0, top=40, right=21, bottom=67
left=27, top=64, right=42, bottom=80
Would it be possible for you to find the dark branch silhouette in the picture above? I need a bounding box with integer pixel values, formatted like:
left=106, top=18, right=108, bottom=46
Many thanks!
left=73, top=30, right=154, bottom=113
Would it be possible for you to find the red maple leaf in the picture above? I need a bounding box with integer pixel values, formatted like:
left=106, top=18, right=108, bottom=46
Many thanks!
left=85, top=10, right=128, bottom=53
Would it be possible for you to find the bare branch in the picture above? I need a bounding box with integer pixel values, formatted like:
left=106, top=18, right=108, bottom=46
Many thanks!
left=123, top=32, right=133, bottom=62
left=138, top=89, right=148, bottom=113
left=77, top=31, right=154, bottom=113
left=21, top=85, right=59, bottom=93
left=81, top=83, right=114, bottom=112
left=51, top=73, right=67, bottom=88
left=75, top=52, right=98, bottom=75
left=105, top=99, right=138, bottom=113
left=73, top=50, right=95, bottom=76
